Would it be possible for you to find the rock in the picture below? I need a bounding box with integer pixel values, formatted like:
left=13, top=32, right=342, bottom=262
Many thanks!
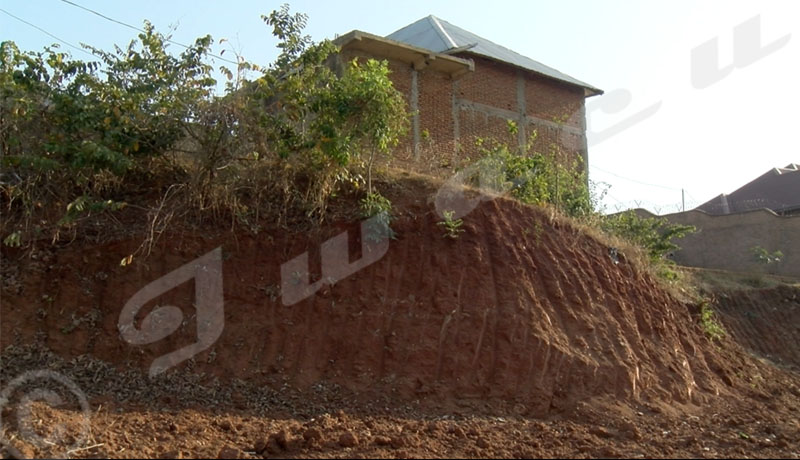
left=476, top=437, right=490, bottom=449
left=449, top=426, right=466, bottom=438
left=390, top=436, right=406, bottom=449
left=620, top=421, right=642, bottom=441
left=216, top=446, right=241, bottom=459
left=590, top=426, right=615, bottom=439
left=274, top=429, right=291, bottom=450
left=161, top=450, right=182, bottom=459
left=264, top=436, right=282, bottom=454
left=374, top=436, right=392, bottom=446
left=338, top=431, right=359, bottom=448
left=5, top=445, right=35, bottom=459
left=253, top=438, right=267, bottom=454
left=217, top=420, right=233, bottom=432
left=303, top=428, right=323, bottom=444
left=600, top=446, right=620, bottom=458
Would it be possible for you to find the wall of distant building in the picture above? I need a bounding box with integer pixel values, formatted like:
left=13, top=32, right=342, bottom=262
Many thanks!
left=637, top=208, right=800, bottom=278
left=338, top=49, right=588, bottom=178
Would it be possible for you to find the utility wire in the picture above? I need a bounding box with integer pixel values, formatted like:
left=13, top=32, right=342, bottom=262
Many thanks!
left=57, top=0, right=239, bottom=65
left=589, top=164, right=682, bottom=191
left=0, top=7, right=96, bottom=57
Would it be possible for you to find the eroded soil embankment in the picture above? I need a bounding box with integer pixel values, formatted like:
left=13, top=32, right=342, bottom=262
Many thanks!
left=714, top=285, right=800, bottom=371
left=0, top=193, right=761, bottom=415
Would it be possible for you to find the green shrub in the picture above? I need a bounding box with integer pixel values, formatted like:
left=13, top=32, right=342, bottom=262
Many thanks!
left=0, top=4, right=409, bottom=248
left=600, top=210, right=695, bottom=263
left=752, top=246, right=783, bottom=265
left=437, top=210, right=465, bottom=239
left=699, top=301, right=726, bottom=341
left=470, top=132, right=592, bottom=218
left=359, top=192, right=394, bottom=241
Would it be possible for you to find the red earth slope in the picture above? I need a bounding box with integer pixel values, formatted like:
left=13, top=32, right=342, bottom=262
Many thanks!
left=1, top=185, right=745, bottom=416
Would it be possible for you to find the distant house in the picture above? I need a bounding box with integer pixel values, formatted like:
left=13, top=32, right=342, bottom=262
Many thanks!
left=334, top=16, right=603, bottom=175
left=696, top=164, right=800, bottom=216
left=648, top=163, right=800, bottom=277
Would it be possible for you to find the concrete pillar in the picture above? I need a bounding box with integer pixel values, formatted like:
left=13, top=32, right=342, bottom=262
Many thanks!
left=579, top=103, right=589, bottom=176
left=411, top=69, right=420, bottom=161
left=452, top=80, right=460, bottom=157
left=516, top=71, right=527, bottom=152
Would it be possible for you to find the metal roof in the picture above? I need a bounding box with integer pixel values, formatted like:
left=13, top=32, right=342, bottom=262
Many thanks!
left=333, top=30, right=474, bottom=78
left=387, top=15, right=603, bottom=96
left=696, top=163, right=800, bottom=215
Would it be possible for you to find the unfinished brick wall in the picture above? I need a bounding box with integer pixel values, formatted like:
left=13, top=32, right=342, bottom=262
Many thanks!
left=337, top=48, right=590, bottom=178
left=455, top=56, right=518, bottom=112
left=524, top=74, right=584, bottom=129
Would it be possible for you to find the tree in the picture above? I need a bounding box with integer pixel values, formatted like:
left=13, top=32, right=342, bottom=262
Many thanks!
left=1, top=4, right=410, bottom=247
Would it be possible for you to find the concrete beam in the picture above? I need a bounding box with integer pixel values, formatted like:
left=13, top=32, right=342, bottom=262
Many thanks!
left=455, top=98, right=584, bottom=136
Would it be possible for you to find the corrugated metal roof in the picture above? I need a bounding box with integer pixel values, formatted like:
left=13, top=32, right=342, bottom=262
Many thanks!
left=387, top=15, right=602, bottom=96
left=696, top=163, right=800, bottom=215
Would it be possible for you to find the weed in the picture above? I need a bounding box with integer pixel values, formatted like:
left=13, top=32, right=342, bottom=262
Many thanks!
left=360, top=192, right=394, bottom=241
left=437, top=210, right=465, bottom=239
left=3, top=231, right=21, bottom=247
left=752, top=246, right=783, bottom=265
left=699, top=300, right=726, bottom=341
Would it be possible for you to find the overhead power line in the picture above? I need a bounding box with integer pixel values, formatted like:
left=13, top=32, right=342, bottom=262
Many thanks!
left=57, top=0, right=239, bottom=65
left=0, top=7, right=95, bottom=57
left=589, top=164, right=682, bottom=191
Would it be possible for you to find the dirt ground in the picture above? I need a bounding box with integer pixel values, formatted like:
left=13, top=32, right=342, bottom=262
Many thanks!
left=1, top=177, right=799, bottom=458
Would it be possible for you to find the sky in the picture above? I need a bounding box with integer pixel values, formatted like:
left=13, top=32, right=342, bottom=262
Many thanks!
left=2, top=0, right=798, bottom=214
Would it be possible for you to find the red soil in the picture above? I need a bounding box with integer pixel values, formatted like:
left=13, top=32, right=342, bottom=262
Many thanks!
left=1, top=177, right=799, bottom=458
left=714, top=285, right=800, bottom=371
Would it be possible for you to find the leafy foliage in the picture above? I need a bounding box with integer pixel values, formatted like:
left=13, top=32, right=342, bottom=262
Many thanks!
left=469, top=127, right=592, bottom=218
left=359, top=192, right=394, bottom=241
left=1, top=4, right=408, bottom=249
left=1, top=24, right=216, bottom=244
left=599, top=210, right=695, bottom=281
left=437, top=210, right=465, bottom=239
left=699, top=301, right=726, bottom=341
left=751, top=246, right=783, bottom=265
left=600, top=211, right=695, bottom=264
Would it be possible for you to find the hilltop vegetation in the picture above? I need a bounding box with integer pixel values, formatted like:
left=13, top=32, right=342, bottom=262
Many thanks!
left=2, top=4, right=692, bottom=280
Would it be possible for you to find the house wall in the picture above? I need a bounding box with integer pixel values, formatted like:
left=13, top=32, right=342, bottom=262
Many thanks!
left=339, top=49, right=589, bottom=178
left=641, top=208, right=800, bottom=278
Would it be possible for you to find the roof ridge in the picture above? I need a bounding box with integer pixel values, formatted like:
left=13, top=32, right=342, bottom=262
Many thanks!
left=386, top=15, right=603, bottom=95
left=435, top=17, right=532, bottom=62
left=433, top=16, right=600, bottom=93
left=427, top=15, right=457, bottom=49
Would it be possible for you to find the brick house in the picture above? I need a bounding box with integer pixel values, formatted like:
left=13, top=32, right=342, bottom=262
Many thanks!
left=334, top=15, right=603, bottom=175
